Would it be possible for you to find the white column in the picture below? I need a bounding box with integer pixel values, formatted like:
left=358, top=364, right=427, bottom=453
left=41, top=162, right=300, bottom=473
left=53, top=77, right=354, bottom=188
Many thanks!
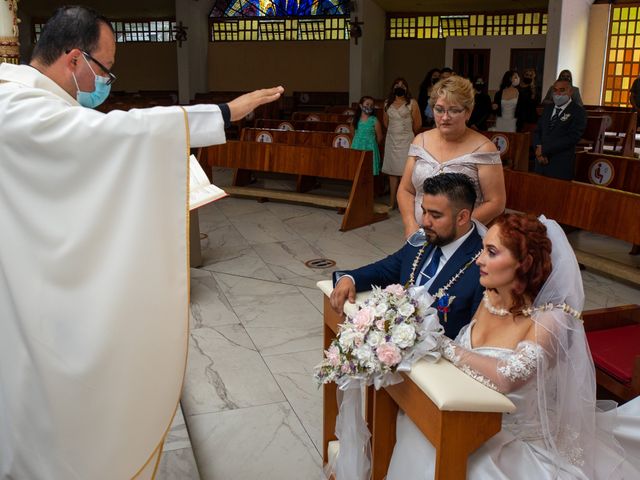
left=543, top=0, right=594, bottom=94
left=349, top=0, right=386, bottom=103
left=582, top=4, right=610, bottom=105
left=175, top=0, right=213, bottom=104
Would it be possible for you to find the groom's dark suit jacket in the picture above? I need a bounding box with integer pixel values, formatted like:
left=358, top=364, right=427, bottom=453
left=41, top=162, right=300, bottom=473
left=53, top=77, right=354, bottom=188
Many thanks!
left=533, top=101, right=587, bottom=180
left=333, top=228, right=484, bottom=339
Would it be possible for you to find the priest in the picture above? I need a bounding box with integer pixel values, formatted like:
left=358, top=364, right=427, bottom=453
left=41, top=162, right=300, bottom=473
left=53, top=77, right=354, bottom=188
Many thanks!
left=0, top=5, right=282, bottom=479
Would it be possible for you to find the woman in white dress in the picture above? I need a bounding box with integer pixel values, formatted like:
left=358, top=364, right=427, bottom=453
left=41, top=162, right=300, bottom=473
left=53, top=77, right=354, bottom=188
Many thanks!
left=382, top=77, right=422, bottom=209
left=492, top=70, right=521, bottom=132
left=397, top=76, right=506, bottom=239
left=387, top=213, right=640, bottom=479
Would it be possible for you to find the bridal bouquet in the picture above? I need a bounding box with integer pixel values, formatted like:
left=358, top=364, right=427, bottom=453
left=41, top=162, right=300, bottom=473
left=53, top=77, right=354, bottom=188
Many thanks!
left=314, top=284, right=443, bottom=390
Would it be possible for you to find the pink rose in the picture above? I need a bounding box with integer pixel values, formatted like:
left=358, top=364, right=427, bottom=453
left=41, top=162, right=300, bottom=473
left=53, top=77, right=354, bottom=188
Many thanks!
left=376, top=342, right=402, bottom=366
left=384, top=284, right=405, bottom=297
left=353, top=307, right=374, bottom=332
left=326, top=345, right=341, bottom=366
left=375, top=319, right=387, bottom=331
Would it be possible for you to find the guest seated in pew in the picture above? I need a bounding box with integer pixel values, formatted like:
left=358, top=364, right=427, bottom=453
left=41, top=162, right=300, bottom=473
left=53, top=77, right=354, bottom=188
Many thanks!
left=534, top=79, right=587, bottom=180
left=386, top=213, right=640, bottom=479
left=396, top=76, right=506, bottom=239
left=351, top=95, right=383, bottom=176
left=331, top=173, right=484, bottom=338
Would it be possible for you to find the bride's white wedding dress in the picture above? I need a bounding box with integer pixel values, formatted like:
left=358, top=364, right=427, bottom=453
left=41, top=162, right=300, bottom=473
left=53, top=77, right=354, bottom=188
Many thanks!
left=386, top=217, right=640, bottom=480
left=386, top=321, right=640, bottom=479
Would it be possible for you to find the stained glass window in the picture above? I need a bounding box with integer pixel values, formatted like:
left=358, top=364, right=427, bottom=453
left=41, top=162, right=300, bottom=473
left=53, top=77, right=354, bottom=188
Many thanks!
left=33, top=18, right=176, bottom=43
left=603, top=5, right=640, bottom=106
left=387, top=11, right=547, bottom=39
left=209, top=0, right=350, bottom=41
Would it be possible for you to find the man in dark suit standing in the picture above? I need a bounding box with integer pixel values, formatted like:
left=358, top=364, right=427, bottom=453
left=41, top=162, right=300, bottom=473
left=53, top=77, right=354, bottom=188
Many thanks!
left=330, top=173, right=484, bottom=339
left=533, top=79, right=587, bottom=180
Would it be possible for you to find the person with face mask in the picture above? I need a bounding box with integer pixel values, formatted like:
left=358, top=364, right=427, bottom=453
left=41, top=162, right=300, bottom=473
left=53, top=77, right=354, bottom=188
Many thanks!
left=533, top=80, right=587, bottom=180
left=543, top=69, right=583, bottom=106
left=517, top=68, right=540, bottom=131
left=382, top=77, right=422, bottom=209
left=492, top=70, right=522, bottom=132
left=351, top=95, right=383, bottom=176
left=468, top=77, right=493, bottom=131
left=0, top=6, right=283, bottom=479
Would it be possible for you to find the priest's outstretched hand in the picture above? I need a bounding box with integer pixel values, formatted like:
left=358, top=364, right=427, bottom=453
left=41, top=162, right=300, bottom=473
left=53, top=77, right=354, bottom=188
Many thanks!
left=228, top=86, right=285, bottom=121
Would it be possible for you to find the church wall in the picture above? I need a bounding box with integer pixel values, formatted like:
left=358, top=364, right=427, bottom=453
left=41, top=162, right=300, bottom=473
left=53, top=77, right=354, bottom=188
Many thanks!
left=17, top=0, right=178, bottom=92
left=444, top=35, right=547, bottom=92
left=207, top=42, right=350, bottom=93
left=383, top=39, right=446, bottom=99
left=582, top=4, right=610, bottom=105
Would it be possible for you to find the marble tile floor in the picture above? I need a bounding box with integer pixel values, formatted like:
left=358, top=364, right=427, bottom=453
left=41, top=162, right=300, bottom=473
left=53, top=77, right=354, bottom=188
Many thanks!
left=163, top=168, right=640, bottom=479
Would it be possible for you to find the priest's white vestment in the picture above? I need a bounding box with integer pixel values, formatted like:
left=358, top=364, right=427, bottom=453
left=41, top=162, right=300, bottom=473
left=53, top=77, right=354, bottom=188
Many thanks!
left=0, top=63, right=226, bottom=479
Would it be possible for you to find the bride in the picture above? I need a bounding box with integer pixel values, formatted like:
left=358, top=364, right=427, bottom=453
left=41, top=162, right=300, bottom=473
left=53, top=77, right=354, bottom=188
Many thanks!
left=386, top=213, right=640, bottom=479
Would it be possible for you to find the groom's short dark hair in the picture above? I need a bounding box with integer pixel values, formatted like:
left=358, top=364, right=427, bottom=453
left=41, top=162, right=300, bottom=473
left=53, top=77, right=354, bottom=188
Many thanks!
left=423, top=173, right=476, bottom=212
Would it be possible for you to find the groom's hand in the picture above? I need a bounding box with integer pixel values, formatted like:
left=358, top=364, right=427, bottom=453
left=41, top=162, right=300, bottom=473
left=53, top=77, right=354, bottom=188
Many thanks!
left=330, top=277, right=356, bottom=314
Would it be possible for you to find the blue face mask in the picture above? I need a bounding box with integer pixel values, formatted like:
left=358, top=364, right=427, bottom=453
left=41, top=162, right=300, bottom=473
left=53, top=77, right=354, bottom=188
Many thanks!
left=72, top=55, right=111, bottom=108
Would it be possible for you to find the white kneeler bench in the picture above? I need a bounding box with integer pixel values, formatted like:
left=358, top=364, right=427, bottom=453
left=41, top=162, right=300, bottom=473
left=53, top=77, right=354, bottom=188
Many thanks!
left=317, top=280, right=515, bottom=480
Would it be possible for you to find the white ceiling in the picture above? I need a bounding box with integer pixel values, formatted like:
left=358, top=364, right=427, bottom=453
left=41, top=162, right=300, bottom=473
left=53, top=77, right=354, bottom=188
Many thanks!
left=369, top=0, right=549, bottom=14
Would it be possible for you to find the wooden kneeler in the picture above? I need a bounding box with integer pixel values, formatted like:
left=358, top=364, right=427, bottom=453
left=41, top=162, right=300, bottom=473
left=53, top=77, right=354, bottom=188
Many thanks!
left=317, top=280, right=515, bottom=480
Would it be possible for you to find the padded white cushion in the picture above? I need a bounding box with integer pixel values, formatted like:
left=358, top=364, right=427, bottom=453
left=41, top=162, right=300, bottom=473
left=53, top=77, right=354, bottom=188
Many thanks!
left=317, top=280, right=516, bottom=413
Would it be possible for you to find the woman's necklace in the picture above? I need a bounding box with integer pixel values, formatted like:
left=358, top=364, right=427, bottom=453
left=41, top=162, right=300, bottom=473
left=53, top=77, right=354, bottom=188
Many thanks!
left=483, top=291, right=511, bottom=316
left=482, top=291, right=582, bottom=320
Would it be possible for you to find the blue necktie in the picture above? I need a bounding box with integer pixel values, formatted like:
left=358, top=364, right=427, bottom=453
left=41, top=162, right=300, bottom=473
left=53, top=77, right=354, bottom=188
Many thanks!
left=418, top=247, right=442, bottom=286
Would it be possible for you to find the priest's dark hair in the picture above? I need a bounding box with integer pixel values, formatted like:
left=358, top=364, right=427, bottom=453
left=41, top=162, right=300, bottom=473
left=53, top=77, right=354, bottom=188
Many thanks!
left=423, top=173, right=477, bottom=213
left=31, top=6, right=113, bottom=66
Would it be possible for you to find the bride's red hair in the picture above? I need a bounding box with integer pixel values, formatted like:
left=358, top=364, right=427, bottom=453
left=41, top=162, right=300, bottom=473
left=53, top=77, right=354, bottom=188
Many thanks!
left=492, top=213, right=553, bottom=314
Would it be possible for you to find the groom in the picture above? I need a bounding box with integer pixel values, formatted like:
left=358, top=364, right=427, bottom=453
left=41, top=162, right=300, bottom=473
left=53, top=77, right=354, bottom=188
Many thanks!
left=331, top=173, right=484, bottom=339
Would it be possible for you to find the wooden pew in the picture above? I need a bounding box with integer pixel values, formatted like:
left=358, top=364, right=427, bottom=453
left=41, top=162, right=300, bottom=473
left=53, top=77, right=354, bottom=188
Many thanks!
left=480, top=131, right=531, bottom=171
left=574, top=151, right=640, bottom=194
left=595, top=111, right=637, bottom=156
left=240, top=128, right=352, bottom=148
left=255, top=118, right=352, bottom=133
left=577, top=116, right=609, bottom=154
left=317, top=281, right=515, bottom=480
left=291, top=111, right=354, bottom=123
left=504, top=169, right=640, bottom=244
left=201, top=141, right=387, bottom=231
left=238, top=128, right=353, bottom=192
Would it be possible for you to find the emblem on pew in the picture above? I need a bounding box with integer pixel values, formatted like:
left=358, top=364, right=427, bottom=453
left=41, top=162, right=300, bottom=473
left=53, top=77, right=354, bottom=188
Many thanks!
left=278, top=122, right=294, bottom=131
left=306, top=114, right=320, bottom=122
left=491, top=134, right=509, bottom=158
left=589, top=159, right=614, bottom=186
left=256, top=131, right=273, bottom=143
left=333, top=134, right=351, bottom=148
left=335, top=124, right=351, bottom=134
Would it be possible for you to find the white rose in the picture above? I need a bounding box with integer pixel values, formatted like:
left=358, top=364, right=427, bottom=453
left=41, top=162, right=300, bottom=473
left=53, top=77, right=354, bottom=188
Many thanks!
left=374, top=302, right=388, bottom=316
left=391, top=323, right=417, bottom=349
left=398, top=303, right=415, bottom=317
left=366, top=330, right=385, bottom=348
left=354, top=344, right=375, bottom=364
left=339, top=328, right=359, bottom=349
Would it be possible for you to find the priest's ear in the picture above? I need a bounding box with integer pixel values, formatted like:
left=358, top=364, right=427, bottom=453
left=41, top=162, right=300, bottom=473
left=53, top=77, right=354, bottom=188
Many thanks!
left=63, top=48, right=82, bottom=70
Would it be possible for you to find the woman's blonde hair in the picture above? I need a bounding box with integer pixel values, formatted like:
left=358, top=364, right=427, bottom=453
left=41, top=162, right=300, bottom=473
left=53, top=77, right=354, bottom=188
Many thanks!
left=429, top=75, right=475, bottom=112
